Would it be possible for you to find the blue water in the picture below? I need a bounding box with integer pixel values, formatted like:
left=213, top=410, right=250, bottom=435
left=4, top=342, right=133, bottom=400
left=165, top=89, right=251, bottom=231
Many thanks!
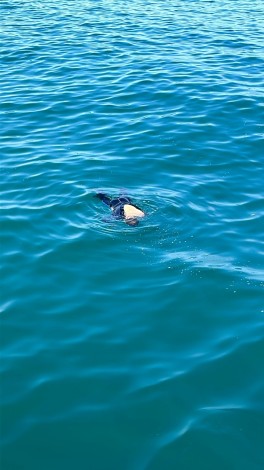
left=1, top=1, right=264, bottom=469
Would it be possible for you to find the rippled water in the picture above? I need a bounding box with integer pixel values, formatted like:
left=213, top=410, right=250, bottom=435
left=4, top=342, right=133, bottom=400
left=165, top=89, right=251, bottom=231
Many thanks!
left=1, top=1, right=264, bottom=469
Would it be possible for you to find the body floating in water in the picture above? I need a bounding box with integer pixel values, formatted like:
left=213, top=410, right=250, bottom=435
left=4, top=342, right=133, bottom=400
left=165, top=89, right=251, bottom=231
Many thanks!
left=96, top=193, right=145, bottom=226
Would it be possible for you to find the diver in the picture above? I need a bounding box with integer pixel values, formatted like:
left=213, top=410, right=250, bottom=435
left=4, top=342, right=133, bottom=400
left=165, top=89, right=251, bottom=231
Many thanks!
left=95, top=193, right=145, bottom=226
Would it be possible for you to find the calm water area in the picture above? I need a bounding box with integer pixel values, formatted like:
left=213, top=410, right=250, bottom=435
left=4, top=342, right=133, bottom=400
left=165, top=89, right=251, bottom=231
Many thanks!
left=1, top=1, right=264, bottom=469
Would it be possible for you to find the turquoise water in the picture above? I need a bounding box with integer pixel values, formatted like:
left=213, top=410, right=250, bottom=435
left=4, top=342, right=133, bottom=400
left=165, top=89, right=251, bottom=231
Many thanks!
left=1, top=0, right=264, bottom=468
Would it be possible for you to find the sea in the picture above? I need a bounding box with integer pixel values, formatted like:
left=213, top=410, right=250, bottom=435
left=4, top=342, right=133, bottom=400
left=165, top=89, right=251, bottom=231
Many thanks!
left=1, top=1, right=264, bottom=469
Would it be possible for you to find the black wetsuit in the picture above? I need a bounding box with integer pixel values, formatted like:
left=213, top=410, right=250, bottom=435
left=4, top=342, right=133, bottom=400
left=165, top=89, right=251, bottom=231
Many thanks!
left=96, top=193, right=142, bottom=220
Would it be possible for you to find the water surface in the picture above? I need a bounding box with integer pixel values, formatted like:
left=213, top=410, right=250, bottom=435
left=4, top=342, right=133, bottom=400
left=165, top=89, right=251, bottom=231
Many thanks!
left=1, top=1, right=264, bottom=469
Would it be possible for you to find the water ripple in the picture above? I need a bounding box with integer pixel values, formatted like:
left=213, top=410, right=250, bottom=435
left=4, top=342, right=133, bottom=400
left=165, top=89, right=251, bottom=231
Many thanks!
left=1, top=0, right=264, bottom=468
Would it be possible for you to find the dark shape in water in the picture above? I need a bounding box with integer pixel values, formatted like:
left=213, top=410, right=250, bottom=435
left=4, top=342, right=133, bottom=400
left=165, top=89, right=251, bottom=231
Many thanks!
left=96, top=193, right=145, bottom=226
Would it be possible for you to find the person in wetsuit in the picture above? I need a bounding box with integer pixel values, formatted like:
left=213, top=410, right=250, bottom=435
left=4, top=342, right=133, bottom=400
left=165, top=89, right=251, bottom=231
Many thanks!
left=96, top=193, right=145, bottom=226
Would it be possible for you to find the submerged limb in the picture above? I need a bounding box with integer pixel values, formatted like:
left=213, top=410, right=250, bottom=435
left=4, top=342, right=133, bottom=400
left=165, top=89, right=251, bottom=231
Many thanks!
left=95, top=193, right=112, bottom=206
